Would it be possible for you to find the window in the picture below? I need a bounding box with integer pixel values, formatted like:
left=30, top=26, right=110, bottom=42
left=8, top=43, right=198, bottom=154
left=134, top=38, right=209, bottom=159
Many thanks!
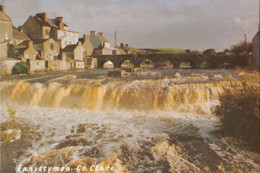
left=50, top=43, right=54, bottom=50
left=5, top=33, right=8, bottom=40
left=46, top=29, right=49, bottom=35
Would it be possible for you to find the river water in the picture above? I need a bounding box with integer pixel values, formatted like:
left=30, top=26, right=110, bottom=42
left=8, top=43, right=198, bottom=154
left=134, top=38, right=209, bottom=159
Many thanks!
left=0, top=69, right=259, bottom=173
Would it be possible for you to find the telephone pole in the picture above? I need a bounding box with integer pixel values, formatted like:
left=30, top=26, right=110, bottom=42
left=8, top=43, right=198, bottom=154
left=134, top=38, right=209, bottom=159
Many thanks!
left=115, top=29, right=117, bottom=55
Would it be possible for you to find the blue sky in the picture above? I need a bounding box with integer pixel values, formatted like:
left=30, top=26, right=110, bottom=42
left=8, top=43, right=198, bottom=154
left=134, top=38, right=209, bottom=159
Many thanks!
left=1, top=0, right=259, bottom=51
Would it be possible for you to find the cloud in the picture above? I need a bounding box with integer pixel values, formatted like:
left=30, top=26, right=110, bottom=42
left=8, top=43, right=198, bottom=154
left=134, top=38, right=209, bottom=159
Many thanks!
left=1, top=0, right=259, bottom=51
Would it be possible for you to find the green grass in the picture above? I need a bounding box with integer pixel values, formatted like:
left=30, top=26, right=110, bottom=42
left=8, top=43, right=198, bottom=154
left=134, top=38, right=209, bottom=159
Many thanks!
left=153, top=48, right=185, bottom=54
left=130, top=48, right=185, bottom=54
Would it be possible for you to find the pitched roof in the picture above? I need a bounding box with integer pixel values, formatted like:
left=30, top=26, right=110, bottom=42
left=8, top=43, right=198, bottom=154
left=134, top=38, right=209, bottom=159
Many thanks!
left=33, top=16, right=68, bottom=28
left=0, top=11, right=12, bottom=22
left=12, top=26, right=30, bottom=41
left=96, top=34, right=109, bottom=43
left=62, top=44, right=78, bottom=52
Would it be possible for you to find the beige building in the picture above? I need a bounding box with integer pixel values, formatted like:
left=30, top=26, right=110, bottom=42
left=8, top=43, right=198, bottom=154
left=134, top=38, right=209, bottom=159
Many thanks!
left=17, top=40, right=38, bottom=61
left=79, top=34, right=94, bottom=56
left=22, top=13, right=78, bottom=49
left=0, top=42, right=7, bottom=57
left=0, top=5, right=13, bottom=43
left=90, top=31, right=114, bottom=55
left=33, top=38, right=60, bottom=60
left=252, top=26, right=259, bottom=70
left=62, top=42, right=85, bottom=69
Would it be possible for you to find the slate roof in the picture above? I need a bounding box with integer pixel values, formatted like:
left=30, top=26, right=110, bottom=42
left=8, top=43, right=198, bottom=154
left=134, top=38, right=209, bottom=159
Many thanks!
left=33, top=16, right=68, bottom=28
left=62, top=44, right=78, bottom=52
left=96, top=34, right=109, bottom=43
left=12, top=26, right=30, bottom=41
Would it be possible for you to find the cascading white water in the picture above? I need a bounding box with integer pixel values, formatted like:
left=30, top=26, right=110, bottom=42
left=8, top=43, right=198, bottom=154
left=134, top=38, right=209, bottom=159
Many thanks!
left=0, top=77, right=259, bottom=173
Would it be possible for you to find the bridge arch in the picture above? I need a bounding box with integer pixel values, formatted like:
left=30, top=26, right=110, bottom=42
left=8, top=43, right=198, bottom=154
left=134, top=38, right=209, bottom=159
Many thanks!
left=101, top=60, right=114, bottom=68
left=198, top=59, right=218, bottom=69
left=138, top=58, right=155, bottom=68
left=156, top=58, right=180, bottom=68
left=119, top=59, right=134, bottom=68
left=179, top=59, right=196, bottom=69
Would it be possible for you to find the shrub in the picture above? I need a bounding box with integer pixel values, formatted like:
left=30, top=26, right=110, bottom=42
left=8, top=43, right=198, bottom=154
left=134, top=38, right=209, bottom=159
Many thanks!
left=215, top=87, right=260, bottom=150
left=12, top=62, right=29, bottom=75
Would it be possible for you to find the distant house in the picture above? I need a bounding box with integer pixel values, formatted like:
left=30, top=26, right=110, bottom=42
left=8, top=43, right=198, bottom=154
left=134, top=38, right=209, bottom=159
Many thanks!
left=0, top=5, right=13, bottom=42
left=17, top=40, right=38, bottom=61
left=22, top=12, right=78, bottom=49
left=90, top=31, right=114, bottom=55
left=32, top=38, right=60, bottom=60
left=119, top=43, right=132, bottom=54
left=62, top=42, right=85, bottom=69
left=79, top=34, right=94, bottom=56
left=252, top=26, right=260, bottom=70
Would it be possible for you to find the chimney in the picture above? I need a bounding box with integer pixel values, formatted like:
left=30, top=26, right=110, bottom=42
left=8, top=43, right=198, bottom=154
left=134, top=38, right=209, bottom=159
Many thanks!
left=55, top=17, right=64, bottom=29
left=120, top=43, right=124, bottom=48
left=40, top=51, right=44, bottom=57
left=90, top=31, right=96, bottom=36
left=28, top=40, right=33, bottom=48
left=83, top=34, right=89, bottom=41
left=126, top=44, right=129, bottom=47
left=36, top=12, right=47, bottom=21
left=17, top=26, right=23, bottom=32
left=98, top=32, right=104, bottom=37
left=0, top=5, right=5, bottom=13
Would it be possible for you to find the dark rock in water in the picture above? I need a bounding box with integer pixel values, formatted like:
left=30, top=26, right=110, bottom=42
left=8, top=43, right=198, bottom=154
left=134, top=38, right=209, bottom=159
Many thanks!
left=108, top=70, right=128, bottom=78
left=1, top=122, right=41, bottom=173
left=76, top=124, right=86, bottom=133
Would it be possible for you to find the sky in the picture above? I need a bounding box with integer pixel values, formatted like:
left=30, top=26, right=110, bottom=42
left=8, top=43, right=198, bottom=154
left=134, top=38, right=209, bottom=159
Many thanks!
left=1, top=0, right=259, bottom=51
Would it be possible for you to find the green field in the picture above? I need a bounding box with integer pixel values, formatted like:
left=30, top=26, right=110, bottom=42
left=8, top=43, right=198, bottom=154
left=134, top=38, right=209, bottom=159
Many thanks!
left=130, top=48, right=185, bottom=54
left=153, top=48, right=185, bottom=54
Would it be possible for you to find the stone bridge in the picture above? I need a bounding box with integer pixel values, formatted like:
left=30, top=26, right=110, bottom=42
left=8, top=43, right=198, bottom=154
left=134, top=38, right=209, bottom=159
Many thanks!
left=92, top=53, right=234, bottom=69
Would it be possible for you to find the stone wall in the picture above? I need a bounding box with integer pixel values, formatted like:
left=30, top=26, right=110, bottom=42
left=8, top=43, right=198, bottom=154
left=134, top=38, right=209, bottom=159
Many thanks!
left=74, top=61, right=84, bottom=69
left=28, top=60, right=45, bottom=72
left=0, top=42, right=7, bottom=58
left=47, top=60, right=70, bottom=71
left=0, top=59, right=20, bottom=75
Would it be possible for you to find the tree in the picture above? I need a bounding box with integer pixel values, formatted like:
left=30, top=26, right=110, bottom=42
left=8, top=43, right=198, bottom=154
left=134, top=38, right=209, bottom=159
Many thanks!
left=203, top=48, right=216, bottom=56
left=215, top=88, right=260, bottom=151
left=7, top=44, right=19, bottom=58
left=229, top=41, right=252, bottom=66
left=230, top=41, right=252, bottom=56
left=12, top=62, right=29, bottom=75
left=185, top=49, right=191, bottom=54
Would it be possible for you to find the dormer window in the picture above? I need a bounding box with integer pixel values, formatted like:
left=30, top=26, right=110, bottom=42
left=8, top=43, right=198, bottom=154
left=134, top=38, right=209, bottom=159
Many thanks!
left=46, top=29, right=49, bottom=35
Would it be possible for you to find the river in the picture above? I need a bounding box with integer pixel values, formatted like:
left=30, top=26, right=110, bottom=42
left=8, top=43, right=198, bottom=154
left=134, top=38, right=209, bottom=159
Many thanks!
left=0, top=69, right=259, bottom=173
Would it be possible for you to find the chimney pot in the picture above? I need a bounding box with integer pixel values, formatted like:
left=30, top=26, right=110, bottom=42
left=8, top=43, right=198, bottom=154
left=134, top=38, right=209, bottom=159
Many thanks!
left=98, top=32, right=104, bottom=37
left=90, top=31, right=96, bottom=36
left=28, top=40, right=33, bottom=48
left=0, top=5, right=5, bottom=13
left=36, top=12, right=47, bottom=21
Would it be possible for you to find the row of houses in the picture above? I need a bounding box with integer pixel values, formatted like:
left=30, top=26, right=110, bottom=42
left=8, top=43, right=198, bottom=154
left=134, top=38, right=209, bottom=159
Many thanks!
left=0, top=5, right=131, bottom=74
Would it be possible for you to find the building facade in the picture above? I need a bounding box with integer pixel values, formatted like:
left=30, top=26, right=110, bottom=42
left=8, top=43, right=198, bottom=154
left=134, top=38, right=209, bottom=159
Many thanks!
left=252, top=27, right=259, bottom=70
left=0, top=5, right=13, bottom=43
left=22, top=13, right=78, bottom=49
